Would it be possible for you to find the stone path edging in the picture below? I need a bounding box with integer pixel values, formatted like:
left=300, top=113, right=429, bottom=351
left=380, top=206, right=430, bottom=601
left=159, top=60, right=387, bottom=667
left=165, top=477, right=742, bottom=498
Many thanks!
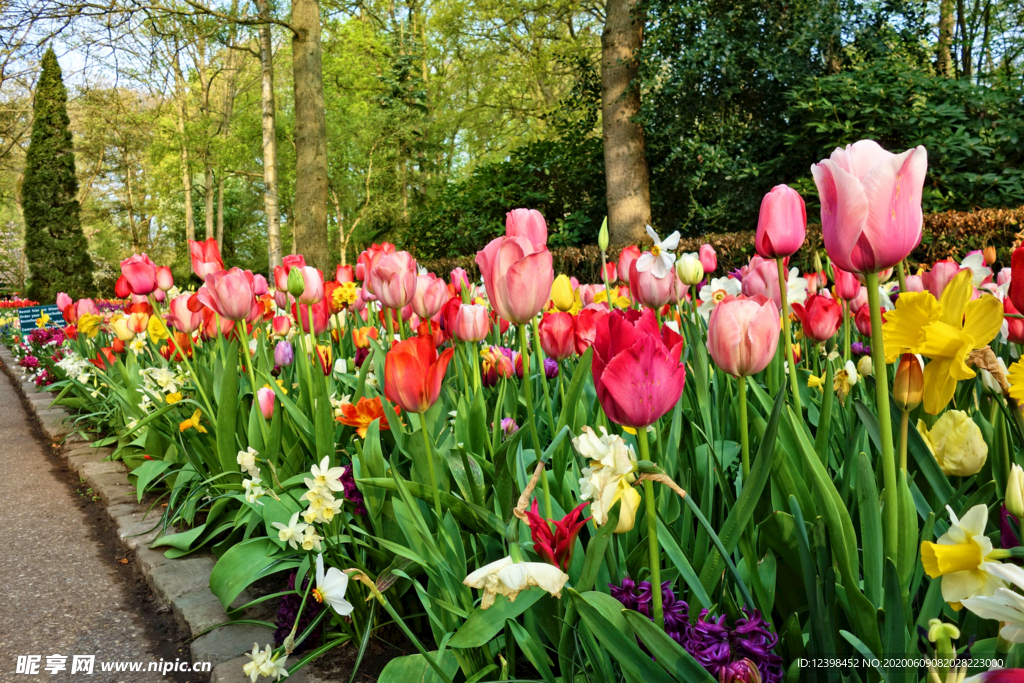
left=0, top=345, right=329, bottom=683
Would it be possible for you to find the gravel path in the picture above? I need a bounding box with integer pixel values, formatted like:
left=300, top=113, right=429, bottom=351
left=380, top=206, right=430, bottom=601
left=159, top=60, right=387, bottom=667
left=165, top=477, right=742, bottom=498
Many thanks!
left=0, top=370, right=197, bottom=683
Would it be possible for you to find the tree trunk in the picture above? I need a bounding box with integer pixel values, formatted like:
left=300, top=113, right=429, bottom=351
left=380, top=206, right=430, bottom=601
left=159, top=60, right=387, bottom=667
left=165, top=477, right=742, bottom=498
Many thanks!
left=938, top=0, right=954, bottom=75
left=217, top=175, right=225, bottom=249
left=172, top=51, right=195, bottom=242
left=204, top=164, right=215, bottom=240
left=291, top=0, right=330, bottom=270
left=957, top=0, right=971, bottom=79
left=257, top=0, right=283, bottom=270
left=601, top=0, right=651, bottom=247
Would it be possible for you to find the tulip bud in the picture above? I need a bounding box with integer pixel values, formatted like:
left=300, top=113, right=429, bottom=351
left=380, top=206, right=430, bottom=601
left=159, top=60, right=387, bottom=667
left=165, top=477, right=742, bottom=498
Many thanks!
left=598, top=217, right=609, bottom=252
left=1007, top=464, right=1024, bottom=518
left=675, top=252, right=704, bottom=286
left=287, top=267, right=306, bottom=298
left=155, top=266, right=174, bottom=292
left=550, top=274, right=575, bottom=312
left=274, top=340, right=294, bottom=367
left=893, top=353, right=923, bottom=411
left=115, top=275, right=131, bottom=299
left=257, top=386, right=275, bottom=420
left=857, top=355, right=872, bottom=378
left=984, top=246, right=997, bottom=266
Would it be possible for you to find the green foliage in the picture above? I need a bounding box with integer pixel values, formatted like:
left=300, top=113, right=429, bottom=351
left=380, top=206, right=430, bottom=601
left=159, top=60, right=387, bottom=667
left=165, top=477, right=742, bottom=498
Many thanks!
left=23, top=48, right=95, bottom=300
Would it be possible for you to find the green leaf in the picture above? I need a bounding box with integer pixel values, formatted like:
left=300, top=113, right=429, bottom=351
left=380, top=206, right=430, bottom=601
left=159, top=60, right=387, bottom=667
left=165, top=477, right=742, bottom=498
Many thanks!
left=506, top=619, right=557, bottom=683
left=209, top=537, right=300, bottom=608
left=856, top=451, right=883, bottom=607
left=624, top=611, right=716, bottom=683
left=132, top=459, right=172, bottom=502
left=375, top=651, right=459, bottom=683
left=448, top=590, right=544, bottom=648
left=216, top=341, right=240, bottom=477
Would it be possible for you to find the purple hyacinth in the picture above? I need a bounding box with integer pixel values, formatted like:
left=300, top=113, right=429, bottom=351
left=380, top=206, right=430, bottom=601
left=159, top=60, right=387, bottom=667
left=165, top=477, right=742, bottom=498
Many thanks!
left=688, top=609, right=732, bottom=674
left=609, top=576, right=653, bottom=613
left=340, top=465, right=367, bottom=516
left=718, top=659, right=762, bottom=683
left=851, top=341, right=871, bottom=356
left=273, top=571, right=323, bottom=651
left=731, top=609, right=783, bottom=683
left=661, top=581, right=689, bottom=635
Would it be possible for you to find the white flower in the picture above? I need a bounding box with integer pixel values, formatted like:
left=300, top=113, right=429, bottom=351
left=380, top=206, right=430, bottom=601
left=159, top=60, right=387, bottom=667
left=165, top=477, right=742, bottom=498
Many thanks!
left=243, top=644, right=271, bottom=683
left=309, top=456, right=345, bottom=493
left=698, top=276, right=742, bottom=320
left=962, top=562, right=1024, bottom=643
left=574, top=426, right=640, bottom=531
left=785, top=267, right=809, bottom=308
left=961, top=251, right=993, bottom=288
left=463, top=556, right=570, bottom=609
left=634, top=225, right=680, bottom=279
left=129, top=337, right=146, bottom=355
left=314, top=554, right=353, bottom=616
left=271, top=512, right=308, bottom=550
left=237, top=447, right=260, bottom=478
left=258, top=653, right=289, bottom=681
left=333, top=358, right=348, bottom=375
left=243, top=477, right=265, bottom=505
left=300, top=526, right=323, bottom=551
left=147, top=367, right=180, bottom=393
left=922, top=504, right=1007, bottom=605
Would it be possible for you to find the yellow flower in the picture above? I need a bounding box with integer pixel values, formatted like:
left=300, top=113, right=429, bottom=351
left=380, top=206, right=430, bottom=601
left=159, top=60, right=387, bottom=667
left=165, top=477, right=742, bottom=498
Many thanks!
left=882, top=271, right=1002, bottom=414
left=148, top=315, right=170, bottom=343
left=833, top=360, right=859, bottom=405
left=165, top=392, right=182, bottom=404
left=36, top=312, right=49, bottom=327
left=1007, top=360, right=1024, bottom=403
left=593, top=289, right=631, bottom=310
left=179, top=409, right=207, bottom=433
left=77, top=313, right=103, bottom=338
left=550, top=274, right=575, bottom=312
left=263, top=380, right=287, bottom=395
left=332, top=281, right=358, bottom=309
left=110, top=315, right=135, bottom=342
left=918, top=410, right=987, bottom=477
left=920, top=504, right=1009, bottom=605
left=807, top=374, right=825, bottom=392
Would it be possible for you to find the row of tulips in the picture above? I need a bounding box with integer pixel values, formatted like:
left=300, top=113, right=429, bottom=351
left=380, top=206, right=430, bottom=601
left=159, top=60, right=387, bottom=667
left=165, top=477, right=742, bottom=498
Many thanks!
left=13, top=138, right=1024, bottom=683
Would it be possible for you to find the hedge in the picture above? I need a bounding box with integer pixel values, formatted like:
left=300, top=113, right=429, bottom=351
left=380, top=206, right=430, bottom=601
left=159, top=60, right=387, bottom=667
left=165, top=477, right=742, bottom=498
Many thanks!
left=416, top=205, right=1024, bottom=281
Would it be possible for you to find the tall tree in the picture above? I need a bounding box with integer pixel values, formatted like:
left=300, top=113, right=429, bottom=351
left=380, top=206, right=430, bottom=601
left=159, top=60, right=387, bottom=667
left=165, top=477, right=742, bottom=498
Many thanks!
left=257, top=0, right=282, bottom=270
left=23, top=48, right=95, bottom=301
left=292, top=0, right=330, bottom=269
left=601, top=0, right=651, bottom=246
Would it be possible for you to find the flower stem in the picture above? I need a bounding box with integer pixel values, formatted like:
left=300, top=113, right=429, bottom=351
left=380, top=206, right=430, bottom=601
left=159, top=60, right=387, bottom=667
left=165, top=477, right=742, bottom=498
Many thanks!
left=866, top=271, right=898, bottom=564
left=236, top=322, right=270, bottom=444
left=896, top=260, right=908, bottom=294
left=519, top=323, right=552, bottom=518
left=418, top=411, right=443, bottom=518
left=738, top=375, right=750, bottom=480
left=532, top=320, right=557, bottom=433
left=843, top=300, right=851, bottom=362
left=776, top=258, right=802, bottom=414
left=899, top=408, right=909, bottom=473
left=637, top=427, right=663, bottom=630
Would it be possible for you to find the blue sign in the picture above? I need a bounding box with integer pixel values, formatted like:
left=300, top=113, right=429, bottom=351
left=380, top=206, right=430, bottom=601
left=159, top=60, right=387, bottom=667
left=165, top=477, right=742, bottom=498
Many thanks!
left=17, top=305, right=63, bottom=330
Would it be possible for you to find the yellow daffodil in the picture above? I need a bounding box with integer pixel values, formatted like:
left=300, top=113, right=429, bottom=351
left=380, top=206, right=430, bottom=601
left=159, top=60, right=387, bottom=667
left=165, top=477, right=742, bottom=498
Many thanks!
left=920, top=504, right=1009, bottom=606
left=807, top=374, right=825, bottom=392
left=332, top=281, right=358, bottom=309
left=110, top=315, right=135, bottom=342
left=179, top=409, right=207, bottom=433
left=263, top=380, right=287, bottom=395
left=1007, top=360, right=1024, bottom=404
left=36, top=312, right=49, bottom=327
left=593, top=289, right=631, bottom=310
left=77, top=313, right=103, bottom=338
left=918, top=410, right=987, bottom=477
left=882, top=271, right=1002, bottom=414
left=165, top=392, right=182, bottom=404
left=148, top=315, right=170, bottom=343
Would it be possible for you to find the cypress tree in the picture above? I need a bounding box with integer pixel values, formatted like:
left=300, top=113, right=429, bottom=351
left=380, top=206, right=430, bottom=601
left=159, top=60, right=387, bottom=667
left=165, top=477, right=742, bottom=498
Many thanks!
left=23, top=47, right=95, bottom=302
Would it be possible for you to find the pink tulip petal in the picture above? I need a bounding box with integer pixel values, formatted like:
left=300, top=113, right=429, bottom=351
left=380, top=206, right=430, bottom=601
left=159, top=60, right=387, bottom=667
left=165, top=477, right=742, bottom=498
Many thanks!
left=844, top=140, right=894, bottom=179
left=817, top=159, right=869, bottom=273
left=599, top=336, right=686, bottom=428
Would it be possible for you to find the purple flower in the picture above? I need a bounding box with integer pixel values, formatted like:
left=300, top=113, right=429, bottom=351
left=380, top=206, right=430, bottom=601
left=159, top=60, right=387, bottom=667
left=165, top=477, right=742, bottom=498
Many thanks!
left=1002, top=505, right=1020, bottom=549
left=851, top=341, right=871, bottom=356
left=609, top=576, right=653, bottom=613
left=544, top=357, right=559, bottom=379
left=661, top=582, right=689, bottom=634
left=20, top=355, right=39, bottom=369
left=354, top=346, right=370, bottom=368
left=718, top=659, right=762, bottom=683
left=273, top=571, right=322, bottom=651
left=687, top=609, right=731, bottom=675
left=340, top=464, right=367, bottom=516
left=730, top=609, right=783, bottom=683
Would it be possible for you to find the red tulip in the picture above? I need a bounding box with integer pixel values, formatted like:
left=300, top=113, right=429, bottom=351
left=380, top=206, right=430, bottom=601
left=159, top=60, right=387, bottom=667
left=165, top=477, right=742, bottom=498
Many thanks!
left=475, top=235, right=553, bottom=325
left=120, top=254, right=158, bottom=296
left=200, top=306, right=234, bottom=339
left=523, top=499, right=590, bottom=571
left=706, top=295, right=780, bottom=377
left=189, top=238, right=225, bottom=280
left=384, top=335, right=455, bottom=414
left=854, top=305, right=872, bottom=336
left=413, top=274, right=448, bottom=320
left=155, top=266, right=174, bottom=292
left=573, top=306, right=607, bottom=355
left=90, top=347, right=118, bottom=370
left=756, top=185, right=806, bottom=259
left=454, top=304, right=490, bottom=342
left=356, top=242, right=395, bottom=282
left=629, top=259, right=675, bottom=310
left=198, top=268, right=256, bottom=321
left=602, top=262, right=617, bottom=283
left=1005, top=298, right=1024, bottom=344
left=114, top=275, right=131, bottom=299
left=591, top=308, right=686, bottom=428
left=617, top=245, right=641, bottom=284
left=292, top=300, right=330, bottom=336
left=369, top=251, right=417, bottom=310
left=1010, top=247, right=1024, bottom=314
left=812, top=140, right=927, bottom=274
left=336, top=264, right=355, bottom=283
left=805, top=271, right=827, bottom=295
left=538, top=312, right=575, bottom=361
left=792, top=294, right=841, bottom=343
left=506, top=208, right=548, bottom=250
left=699, top=244, right=717, bottom=274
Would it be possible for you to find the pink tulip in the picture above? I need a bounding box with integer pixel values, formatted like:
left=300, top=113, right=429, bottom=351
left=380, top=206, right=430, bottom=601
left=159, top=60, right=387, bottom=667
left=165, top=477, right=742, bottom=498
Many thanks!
left=120, top=254, right=158, bottom=296
left=272, top=316, right=291, bottom=336
left=591, top=308, right=687, bottom=428
left=155, top=266, right=174, bottom=292
left=475, top=235, right=554, bottom=324
left=336, top=265, right=355, bottom=283
left=454, top=304, right=490, bottom=342
left=922, top=260, right=962, bottom=298
left=154, top=289, right=166, bottom=303
left=812, top=140, right=928, bottom=274
left=618, top=245, right=641, bottom=284
left=903, top=274, right=924, bottom=292
left=506, top=208, right=548, bottom=250
left=56, top=292, right=72, bottom=311
left=998, top=268, right=1012, bottom=287
left=629, top=258, right=675, bottom=309
left=832, top=265, right=860, bottom=300
left=667, top=274, right=689, bottom=305
left=198, top=268, right=256, bottom=321
left=189, top=238, right=225, bottom=280
left=740, top=256, right=781, bottom=310
left=257, top=386, right=275, bottom=420
left=792, top=294, right=841, bottom=343
left=292, top=300, right=330, bottom=336
left=450, top=267, right=470, bottom=295
left=755, top=185, right=806, bottom=259
left=253, top=274, right=269, bottom=297
left=855, top=306, right=872, bottom=336
left=850, top=286, right=869, bottom=313
left=602, top=262, right=617, bottom=283
left=294, top=266, right=324, bottom=305
left=707, top=295, right=780, bottom=377
left=539, top=312, right=575, bottom=361
left=369, top=251, right=417, bottom=310
left=413, top=274, right=448, bottom=320
left=699, top=244, right=717, bottom=274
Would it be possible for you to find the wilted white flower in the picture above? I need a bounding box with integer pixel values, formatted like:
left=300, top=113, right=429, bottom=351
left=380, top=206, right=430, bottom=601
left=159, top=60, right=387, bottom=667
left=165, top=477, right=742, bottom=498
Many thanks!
left=464, top=556, right=569, bottom=609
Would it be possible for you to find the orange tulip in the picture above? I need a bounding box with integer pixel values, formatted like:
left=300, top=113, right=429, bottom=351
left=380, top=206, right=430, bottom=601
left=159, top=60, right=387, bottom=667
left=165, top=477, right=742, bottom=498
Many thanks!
left=353, top=326, right=379, bottom=348
left=384, top=336, right=454, bottom=414
left=336, top=396, right=402, bottom=438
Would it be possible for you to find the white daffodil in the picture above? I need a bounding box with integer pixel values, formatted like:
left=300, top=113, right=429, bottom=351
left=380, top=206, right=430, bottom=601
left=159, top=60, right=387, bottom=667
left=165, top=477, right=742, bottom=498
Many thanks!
left=962, top=562, right=1024, bottom=643
left=634, top=225, right=680, bottom=279
left=574, top=426, right=640, bottom=532
left=300, top=527, right=323, bottom=552
left=313, top=554, right=353, bottom=616
left=785, top=267, right=809, bottom=308
left=130, top=337, right=146, bottom=355
left=258, top=653, right=289, bottom=681
left=921, top=504, right=1010, bottom=605
left=148, top=367, right=180, bottom=393
left=271, top=512, right=308, bottom=550
left=243, top=644, right=271, bottom=683
left=463, top=556, right=570, bottom=609
left=309, top=456, right=345, bottom=493
left=237, top=447, right=260, bottom=478
left=243, top=477, right=265, bottom=505
left=698, top=276, right=742, bottom=320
